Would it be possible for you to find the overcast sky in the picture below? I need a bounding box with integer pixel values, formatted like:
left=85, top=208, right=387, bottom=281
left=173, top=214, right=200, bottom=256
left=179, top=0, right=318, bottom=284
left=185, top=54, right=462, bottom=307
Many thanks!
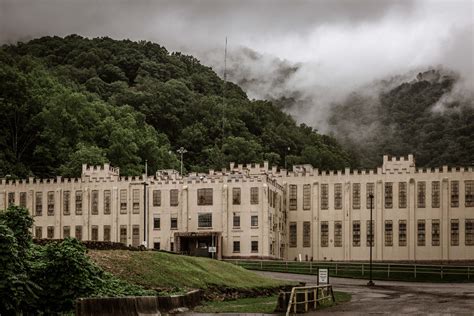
left=1, top=0, right=472, bottom=128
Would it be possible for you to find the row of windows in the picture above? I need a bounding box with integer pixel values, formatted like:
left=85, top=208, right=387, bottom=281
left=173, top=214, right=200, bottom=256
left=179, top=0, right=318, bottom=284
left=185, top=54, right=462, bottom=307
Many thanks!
left=288, top=219, right=474, bottom=248
left=233, top=240, right=259, bottom=253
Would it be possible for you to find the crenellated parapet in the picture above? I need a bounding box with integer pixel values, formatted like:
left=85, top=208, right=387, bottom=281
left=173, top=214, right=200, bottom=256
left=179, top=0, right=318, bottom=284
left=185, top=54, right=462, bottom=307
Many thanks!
left=82, top=163, right=120, bottom=181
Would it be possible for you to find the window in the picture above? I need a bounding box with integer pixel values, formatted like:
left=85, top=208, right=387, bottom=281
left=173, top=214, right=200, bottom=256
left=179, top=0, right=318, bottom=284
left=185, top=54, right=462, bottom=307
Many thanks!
left=104, top=190, right=111, bottom=215
left=231, top=188, right=241, bottom=205
left=303, top=221, right=311, bottom=247
left=384, top=183, right=393, bottom=209
left=451, top=181, right=459, bottom=207
left=334, top=221, right=342, bottom=247
left=152, top=190, right=161, bottom=207
left=120, top=225, right=127, bottom=244
left=451, top=219, right=459, bottom=246
left=35, top=192, right=43, bottom=216
left=366, top=183, right=374, bottom=209
left=132, top=189, right=140, bottom=214
left=399, top=182, right=407, bottom=208
left=170, top=217, right=178, bottom=229
left=289, top=222, right=297, bottom=247
left=251, top=215, right=258, bottom=227
left=466, top=181, right=474, bottom=207
left=153, top=242, right=160, bottom=250
left=303, top=184, right=311, bottom=210
left=385, top=221, right=393, bottom=246
left=19, top=192, right=27, bottom=208
left=170, top=189, right=179, bottom=206
left=91, top=225, right=98, bottom=241
left=321, top=184, right=328, bottom=210
left=132, top=225, right=140, bottom=247
left=321, top=222, right=329, bottom=247
left=417, top=220, right=425, bottom=246
left=399, top=220, right=407, bottom=246
left=153, top=216, right=161, bottom=230
left=120, top=189, right=127, bottom=213
left=366, top=220, right=374, bottom=247
left=197, top=188, right=213, bottom=205
left=198, top=213, right=212, bottom=228
left=233, top=213, right=240, bottom=228
left=91, top=190, right=99, bottom=215
left=352, top=183, right=360, bottom=210
left=47, top=191, right=55, bottom=216
left=417, top=182, right=426, bottom=208
left=250, top=187, right=259, bottom=205
left=289, top=185, right=297, bottom=210
left=75, top=191, right=83, bottom=215
left=75, top=225, right=82, bottom=241
left=352, top=221, right=361, bottom=247
left=63, top=191, right=70, bottom=215
left=104, top=225, right=111, bottom=242
left=8, top=192, right=15, bottom=206
left=432, top=220, right=440, bottom=246
left=432, top=181, right=440, bottom=208
left=47, top=226, right=54, bottom=239
left=233, top=241, right=240, bottom=253
left=334, top=184, right=342, bottom=210
left=466, top=219, right=474, bottom=246
left=35, top=226, right=42, bottom=239
left=251, top=240, right=258, bottom=253
left=63, top=226, right=70, bottom=238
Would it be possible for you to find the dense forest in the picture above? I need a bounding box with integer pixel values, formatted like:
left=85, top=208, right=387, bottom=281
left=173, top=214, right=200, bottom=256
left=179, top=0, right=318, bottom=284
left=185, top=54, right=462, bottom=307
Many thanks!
left=0, top=35, right=352, bottom=178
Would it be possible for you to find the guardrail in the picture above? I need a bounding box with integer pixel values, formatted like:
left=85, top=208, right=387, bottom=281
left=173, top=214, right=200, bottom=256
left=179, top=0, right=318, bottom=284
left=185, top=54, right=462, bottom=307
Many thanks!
left=226, top=260, right=474, bottom=282
left=285, top=284, right=334, bottom=316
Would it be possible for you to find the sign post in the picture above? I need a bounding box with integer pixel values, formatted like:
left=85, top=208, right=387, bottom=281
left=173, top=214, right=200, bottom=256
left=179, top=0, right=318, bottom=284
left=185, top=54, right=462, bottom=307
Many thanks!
left=318, top=268, right=329, bottom=285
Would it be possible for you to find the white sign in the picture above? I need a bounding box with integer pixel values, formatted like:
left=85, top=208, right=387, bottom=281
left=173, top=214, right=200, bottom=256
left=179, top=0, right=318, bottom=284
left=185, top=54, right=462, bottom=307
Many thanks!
left=319, top=268, right=328, bottom=284
left=208, top=246, right=216, bottom=253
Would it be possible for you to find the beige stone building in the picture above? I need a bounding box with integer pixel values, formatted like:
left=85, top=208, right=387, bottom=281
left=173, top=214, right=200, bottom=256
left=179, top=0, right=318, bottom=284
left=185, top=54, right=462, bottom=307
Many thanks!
left=1, top=155, right=473, bottom=261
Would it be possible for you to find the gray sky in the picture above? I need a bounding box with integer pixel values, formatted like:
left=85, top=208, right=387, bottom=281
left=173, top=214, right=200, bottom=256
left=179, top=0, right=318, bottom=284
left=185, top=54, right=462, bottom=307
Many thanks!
left=1, top=0, right=472, bottom=129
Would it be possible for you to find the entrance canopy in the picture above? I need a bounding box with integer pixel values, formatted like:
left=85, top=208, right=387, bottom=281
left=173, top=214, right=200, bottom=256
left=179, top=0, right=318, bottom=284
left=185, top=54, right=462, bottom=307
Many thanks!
left=174, top=232, right=222, bottom=259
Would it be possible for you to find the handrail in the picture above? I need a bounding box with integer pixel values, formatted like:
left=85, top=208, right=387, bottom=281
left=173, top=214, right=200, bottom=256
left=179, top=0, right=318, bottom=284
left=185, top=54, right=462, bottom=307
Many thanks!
left=285, top=284, right=334, bottom=316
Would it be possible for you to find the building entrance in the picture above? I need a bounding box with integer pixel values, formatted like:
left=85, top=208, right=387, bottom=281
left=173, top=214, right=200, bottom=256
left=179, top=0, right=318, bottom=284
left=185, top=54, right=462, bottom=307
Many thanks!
left=174, top=232, right=222, bottom=259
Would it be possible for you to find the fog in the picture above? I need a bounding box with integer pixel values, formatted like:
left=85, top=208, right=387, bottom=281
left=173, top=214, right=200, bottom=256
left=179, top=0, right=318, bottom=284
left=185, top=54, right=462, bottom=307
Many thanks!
left=1, top=0, right=472, bottom=130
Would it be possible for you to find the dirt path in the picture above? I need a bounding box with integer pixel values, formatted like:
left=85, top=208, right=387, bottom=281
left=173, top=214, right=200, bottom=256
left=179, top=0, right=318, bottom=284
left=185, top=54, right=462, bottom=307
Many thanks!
left=255, top=271, right=474, bottom=315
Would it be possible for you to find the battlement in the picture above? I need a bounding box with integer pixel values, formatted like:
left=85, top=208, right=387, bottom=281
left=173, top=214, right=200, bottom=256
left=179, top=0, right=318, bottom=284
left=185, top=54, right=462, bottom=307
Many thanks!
left=382, top=155, right=415, bottom=173
left=82, top=163, right=120, bottom=181
left=229, top=161, right=270, bottom=175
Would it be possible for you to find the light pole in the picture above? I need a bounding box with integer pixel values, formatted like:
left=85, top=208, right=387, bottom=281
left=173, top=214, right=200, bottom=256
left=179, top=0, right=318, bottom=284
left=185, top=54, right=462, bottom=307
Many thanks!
left=284, top=146, right=290, bottom=170
left=368, top=193, right=375, bottom=287
left=177, top=147, right=187, bottom=176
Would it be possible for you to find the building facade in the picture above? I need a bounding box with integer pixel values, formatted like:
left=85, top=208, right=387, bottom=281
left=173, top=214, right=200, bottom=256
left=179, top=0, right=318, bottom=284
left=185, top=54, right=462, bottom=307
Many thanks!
left=1, top=155, right=473, bottom=261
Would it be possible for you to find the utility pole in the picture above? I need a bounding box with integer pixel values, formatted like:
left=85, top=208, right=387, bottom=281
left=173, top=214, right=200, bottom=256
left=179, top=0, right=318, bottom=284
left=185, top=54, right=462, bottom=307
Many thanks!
left=368, top=193, right=375, bottom=286
left=177, top=147, right=187, bottom=176
left=143, top=160, right=148, bottom=248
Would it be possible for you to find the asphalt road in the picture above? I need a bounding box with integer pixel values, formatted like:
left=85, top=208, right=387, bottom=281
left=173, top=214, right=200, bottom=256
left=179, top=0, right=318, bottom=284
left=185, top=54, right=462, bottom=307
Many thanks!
left=255, top=271, right=474, bottom=315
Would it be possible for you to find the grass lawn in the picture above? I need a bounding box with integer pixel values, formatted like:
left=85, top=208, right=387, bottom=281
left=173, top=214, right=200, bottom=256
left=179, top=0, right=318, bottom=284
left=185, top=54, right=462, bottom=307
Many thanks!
left=194, top=291, right=351, bottom=313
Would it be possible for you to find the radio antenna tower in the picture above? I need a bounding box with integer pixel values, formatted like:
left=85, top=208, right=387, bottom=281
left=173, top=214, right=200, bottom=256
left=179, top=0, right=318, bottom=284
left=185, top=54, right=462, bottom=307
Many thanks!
left=221, top=37, right=227, bottom=147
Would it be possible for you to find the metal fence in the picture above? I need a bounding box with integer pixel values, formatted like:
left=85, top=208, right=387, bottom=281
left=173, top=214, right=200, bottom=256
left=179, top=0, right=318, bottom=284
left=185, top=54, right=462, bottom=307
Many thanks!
left=226, top=260, right=474, bottom=282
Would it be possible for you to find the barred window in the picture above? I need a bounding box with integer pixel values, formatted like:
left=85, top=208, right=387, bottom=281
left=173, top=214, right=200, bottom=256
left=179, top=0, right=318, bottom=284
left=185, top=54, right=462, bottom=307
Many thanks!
left=104, top=190, right=111, bottom=215
left=35, top=192, right=43, bottom=216
left=91, top=190, right=99, bottom=215
left=399, top=220, right=407, bottom=247
left=303, top=221, right=311, bottom=247
left=352, top=183, right=361, bottom=210
left=232, top=187, right=241, bottom=205
left=432, top=219, right=440, bottom=246
left=432, top=181, right=440, bottom=208
left=466, top=219, right=474, bottom=246
left=289, top=185, right=297, bottom=210
left=153, top=242, right=160, bottom=250
left=366, top=183, right=374, bottom=209
left=417, top=182, right=426, bottom=208
left=75, top=225, right=82, bottom=241
left=251, top=215, right=258, bottom=227
left=303, top=184, right=311, bottom=210
left=63, top=191, right=70, bottom=215
left=132, top=225, right=140, bottom=247
left=120, top=225, right=127, bottom=244
left=120, top=189, right=127, bottom=212
left=289, top=222, right=297, bottom=247
left=75, top=191, right=83, bottom=215
left=334, top=184, right=342, bottom=210
left=384, top=182, right=393, bottom=209
left=63, top=226, right=70, bottom=238
left=233, top=213, right=240, bottom=228
left=8, top=192, right=15, bottom=207
left=250, top=187, right=259, bottom=205
left=104, top=225, right=111, bottom=242
left=367, top=220, right=375, bottom=247
left=385, top=220, right=393, bottom=246
left=321, top=222, right=329, bottom=247
left=170, top=189, right=179, bottom=207
left=251, top=240, right=258, bottom=253
left=197, top=188, right=213, bottom=205
left=352, top=221, right=360, bottom=247
left=321, top=184, right=329, bottom=210
left=19, top=192, right=27, bottom=208
left=451, top=181, right=459, bottom=208
left=35, top=226, right=42, bottom=239
left=153, top=190, right=161, bottom=207
left=153, top=216, right=161, bottom=230
left=91, top=225, right=99, bottom=241
left=198, top=213, right=212, bottom=228
left=334, top=221, right=342, bottom=247
left=399, top=182, right=407, bottom=208
left=47, top=191, right=54, bottom=216
left=47, top=226, right=54, bottom=239
left=233, top=241, right=240, bottom=253
left=417, top=220, right=425, bottom=246
left=170, top=217, right=178, bottom=229
left=451, top=219, right=459, bottom=246
left=132, top=189, right=140, bottom=214
left=465, top=181, right=474, bottom=207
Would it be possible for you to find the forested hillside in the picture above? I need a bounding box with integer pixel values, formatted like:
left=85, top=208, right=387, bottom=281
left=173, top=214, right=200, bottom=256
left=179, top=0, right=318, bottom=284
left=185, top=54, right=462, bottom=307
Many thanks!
left=0, top=35, right=351, bottom=178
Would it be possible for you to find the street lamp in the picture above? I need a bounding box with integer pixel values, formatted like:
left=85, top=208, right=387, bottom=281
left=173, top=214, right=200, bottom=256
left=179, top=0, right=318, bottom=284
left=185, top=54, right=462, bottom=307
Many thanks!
left=368, top=193, right=375, bottom=287
left=284, top=146, right=290, bottom=170
left=177, top=147, right=187, bottom=176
